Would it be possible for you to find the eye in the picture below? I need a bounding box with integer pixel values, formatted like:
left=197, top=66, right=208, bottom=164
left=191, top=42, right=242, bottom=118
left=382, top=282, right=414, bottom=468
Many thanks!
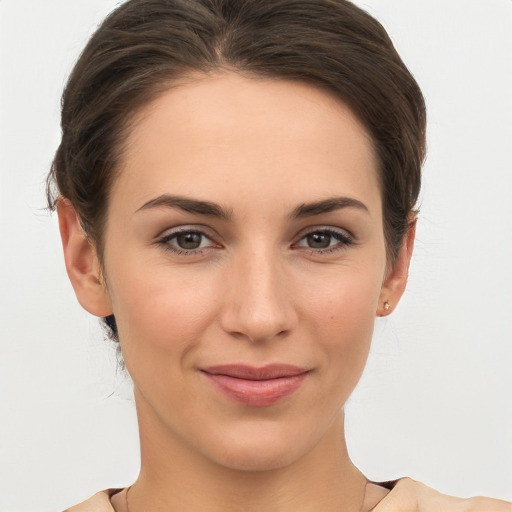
left=295, top=228, right=353, bottom=252
left=157, top=228, right=216, bottom=254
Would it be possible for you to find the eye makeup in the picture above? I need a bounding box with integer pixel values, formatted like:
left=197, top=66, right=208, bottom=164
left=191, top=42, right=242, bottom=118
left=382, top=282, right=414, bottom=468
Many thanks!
left=156, top=227, right=220, bottom=256
left=155, top=224, right=355, bottom=258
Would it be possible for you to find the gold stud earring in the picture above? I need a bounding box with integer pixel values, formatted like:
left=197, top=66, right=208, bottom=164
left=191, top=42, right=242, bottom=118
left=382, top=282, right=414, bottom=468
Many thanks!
left=384, top=301, right=390, bottom=312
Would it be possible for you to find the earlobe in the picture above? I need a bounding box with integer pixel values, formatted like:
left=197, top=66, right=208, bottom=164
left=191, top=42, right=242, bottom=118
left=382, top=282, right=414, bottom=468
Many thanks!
left=57, top=199, right=113, bottom=317
left=378, top=219, right=416, bottom=316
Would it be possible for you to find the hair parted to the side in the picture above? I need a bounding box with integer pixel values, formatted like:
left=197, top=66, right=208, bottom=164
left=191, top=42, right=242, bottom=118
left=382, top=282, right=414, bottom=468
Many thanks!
left=47, top=0, right=426, bottom=341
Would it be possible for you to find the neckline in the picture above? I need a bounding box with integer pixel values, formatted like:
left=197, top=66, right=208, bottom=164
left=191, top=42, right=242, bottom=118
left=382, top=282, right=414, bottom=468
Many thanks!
left=109, top=479, right=400, bottom=512
left=363, top=480, right=399, bottom=511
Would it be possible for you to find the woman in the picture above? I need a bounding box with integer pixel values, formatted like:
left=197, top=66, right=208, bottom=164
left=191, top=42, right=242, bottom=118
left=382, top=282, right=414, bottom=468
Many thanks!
left=42, top=0, right=510, bottom=510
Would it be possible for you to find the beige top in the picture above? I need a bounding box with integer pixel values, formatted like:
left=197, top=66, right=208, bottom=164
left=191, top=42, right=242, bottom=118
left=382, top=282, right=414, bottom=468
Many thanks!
left=64, top=478, right=512, bottom=512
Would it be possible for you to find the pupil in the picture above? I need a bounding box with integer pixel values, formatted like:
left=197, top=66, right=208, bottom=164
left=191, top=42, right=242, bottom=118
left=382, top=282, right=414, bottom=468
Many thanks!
left=177, top=232, right=201, bottom=249
left=308, top=233, right=331, bottom=249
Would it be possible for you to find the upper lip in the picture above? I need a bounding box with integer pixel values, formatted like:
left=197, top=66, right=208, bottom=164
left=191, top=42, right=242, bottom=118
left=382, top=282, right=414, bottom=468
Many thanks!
left=201, top=364, right=309, bottom=381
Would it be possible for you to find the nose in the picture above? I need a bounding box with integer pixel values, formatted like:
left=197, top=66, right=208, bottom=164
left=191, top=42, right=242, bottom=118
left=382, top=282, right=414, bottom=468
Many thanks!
left=219, top=246, right=298, bottom=344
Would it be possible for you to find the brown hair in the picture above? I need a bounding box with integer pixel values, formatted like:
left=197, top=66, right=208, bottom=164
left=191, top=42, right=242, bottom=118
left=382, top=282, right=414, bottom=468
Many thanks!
left=47, top=0, right=426, bottom=338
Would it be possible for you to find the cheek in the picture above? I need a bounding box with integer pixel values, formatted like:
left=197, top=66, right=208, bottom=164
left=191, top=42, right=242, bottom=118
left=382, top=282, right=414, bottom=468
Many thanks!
left=304, top=263, right=382, bottom=332
left=106, top=262, right=220, bottom=360
left=301, top=266, right=383, bottom=388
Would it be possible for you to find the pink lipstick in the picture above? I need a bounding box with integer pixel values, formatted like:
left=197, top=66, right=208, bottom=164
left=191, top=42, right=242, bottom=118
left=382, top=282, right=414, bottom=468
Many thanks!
left=201, top=364, right=309, bottom=407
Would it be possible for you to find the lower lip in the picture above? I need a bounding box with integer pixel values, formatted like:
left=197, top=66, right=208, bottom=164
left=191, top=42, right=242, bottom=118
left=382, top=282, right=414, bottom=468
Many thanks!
left=202, top=372, right=308, bottom=407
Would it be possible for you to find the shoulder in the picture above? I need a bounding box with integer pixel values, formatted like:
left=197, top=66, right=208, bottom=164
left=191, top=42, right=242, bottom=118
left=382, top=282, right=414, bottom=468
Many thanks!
left=373, top=478, right=512, bottom=512
left=63, top=489, right=121, bottom=512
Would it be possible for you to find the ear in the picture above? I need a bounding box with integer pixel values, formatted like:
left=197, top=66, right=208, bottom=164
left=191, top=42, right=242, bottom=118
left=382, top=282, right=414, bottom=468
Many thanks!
left=377, top=219, right=416, bottom=316
left=57, top=199, right=113, bottom=317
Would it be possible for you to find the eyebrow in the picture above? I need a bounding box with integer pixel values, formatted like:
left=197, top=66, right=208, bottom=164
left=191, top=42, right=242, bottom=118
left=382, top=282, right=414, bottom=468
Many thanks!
left=290, top=196, right=369, bottom=218
left=135, top=194, right=368, bottom=220
left=136, top=194, right=233, bottom=220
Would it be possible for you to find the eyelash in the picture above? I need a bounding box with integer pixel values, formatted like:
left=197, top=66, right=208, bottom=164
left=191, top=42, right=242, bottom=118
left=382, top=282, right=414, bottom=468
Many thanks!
left=157, top=228, right=217, bottom=256
left=156, top=227, right=354, bottom=256
left=294, top=228, right=354, bottom=255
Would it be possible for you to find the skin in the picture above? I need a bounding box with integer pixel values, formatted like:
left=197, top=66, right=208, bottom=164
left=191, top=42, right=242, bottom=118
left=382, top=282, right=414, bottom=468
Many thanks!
left=59, top=71, right=415, bottom=512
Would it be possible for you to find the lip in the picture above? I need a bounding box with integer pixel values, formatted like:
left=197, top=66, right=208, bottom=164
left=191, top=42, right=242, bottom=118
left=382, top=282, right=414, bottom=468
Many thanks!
left=201, top=364, right=310, bottom=407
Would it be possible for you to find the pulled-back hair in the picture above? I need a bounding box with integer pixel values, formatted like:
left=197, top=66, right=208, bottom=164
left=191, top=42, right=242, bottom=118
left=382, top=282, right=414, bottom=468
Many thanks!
left=47, top=0, right=426, bottom=339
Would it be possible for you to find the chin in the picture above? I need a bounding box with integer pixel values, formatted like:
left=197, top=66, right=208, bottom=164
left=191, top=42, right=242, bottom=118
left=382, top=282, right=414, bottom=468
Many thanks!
left=213, top=445, right=300, bottom=472
left=197, top=421, right=317, bottom=472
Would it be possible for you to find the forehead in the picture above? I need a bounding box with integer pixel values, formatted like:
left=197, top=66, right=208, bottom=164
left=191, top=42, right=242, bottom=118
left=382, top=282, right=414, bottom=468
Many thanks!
left=114, top=71, right=381, bottom=217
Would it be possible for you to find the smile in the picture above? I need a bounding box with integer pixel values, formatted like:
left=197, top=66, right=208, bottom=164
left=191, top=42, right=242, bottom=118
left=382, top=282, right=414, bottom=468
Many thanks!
left=201, top=364, right=310, bottom=407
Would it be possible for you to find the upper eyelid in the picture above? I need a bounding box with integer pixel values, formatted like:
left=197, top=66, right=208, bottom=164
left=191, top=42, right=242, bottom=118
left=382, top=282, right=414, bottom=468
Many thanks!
left=157, top=224, right=217, bottom=240
left=294, top=225, right=354, bottom=241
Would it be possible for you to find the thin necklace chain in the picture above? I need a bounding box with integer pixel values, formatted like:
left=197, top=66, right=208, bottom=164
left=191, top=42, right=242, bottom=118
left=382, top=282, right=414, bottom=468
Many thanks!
left=124, top=480, right=368, bottom=512
left=125, top=485, right=131, bottom=512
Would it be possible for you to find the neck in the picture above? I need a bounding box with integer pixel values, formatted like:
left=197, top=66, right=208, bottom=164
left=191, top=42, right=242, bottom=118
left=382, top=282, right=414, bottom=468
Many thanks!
left=126, top=389, right=366, bottom=512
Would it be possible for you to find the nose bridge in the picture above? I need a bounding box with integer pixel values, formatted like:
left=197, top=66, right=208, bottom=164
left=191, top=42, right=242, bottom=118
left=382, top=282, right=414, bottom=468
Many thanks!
left=220, top=242, right=296, bottom=343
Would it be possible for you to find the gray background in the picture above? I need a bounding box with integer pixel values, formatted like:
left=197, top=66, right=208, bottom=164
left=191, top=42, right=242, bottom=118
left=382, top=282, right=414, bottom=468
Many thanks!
left=1, top=0, right=511, bottom=510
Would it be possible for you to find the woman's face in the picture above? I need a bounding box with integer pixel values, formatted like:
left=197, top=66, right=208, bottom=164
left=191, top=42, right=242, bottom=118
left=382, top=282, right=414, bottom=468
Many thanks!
left=78, top=72, right=405, bottom=471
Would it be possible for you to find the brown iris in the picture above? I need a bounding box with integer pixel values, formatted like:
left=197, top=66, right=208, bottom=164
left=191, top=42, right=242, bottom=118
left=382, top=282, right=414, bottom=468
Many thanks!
left=307, top=232, right=332, bottom=249
left=176, top=232, right=202, bottom=250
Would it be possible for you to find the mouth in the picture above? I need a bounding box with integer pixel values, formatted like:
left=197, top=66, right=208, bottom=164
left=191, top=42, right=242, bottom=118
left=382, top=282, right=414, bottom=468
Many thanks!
left=200, top=364, right=310, bottom=407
